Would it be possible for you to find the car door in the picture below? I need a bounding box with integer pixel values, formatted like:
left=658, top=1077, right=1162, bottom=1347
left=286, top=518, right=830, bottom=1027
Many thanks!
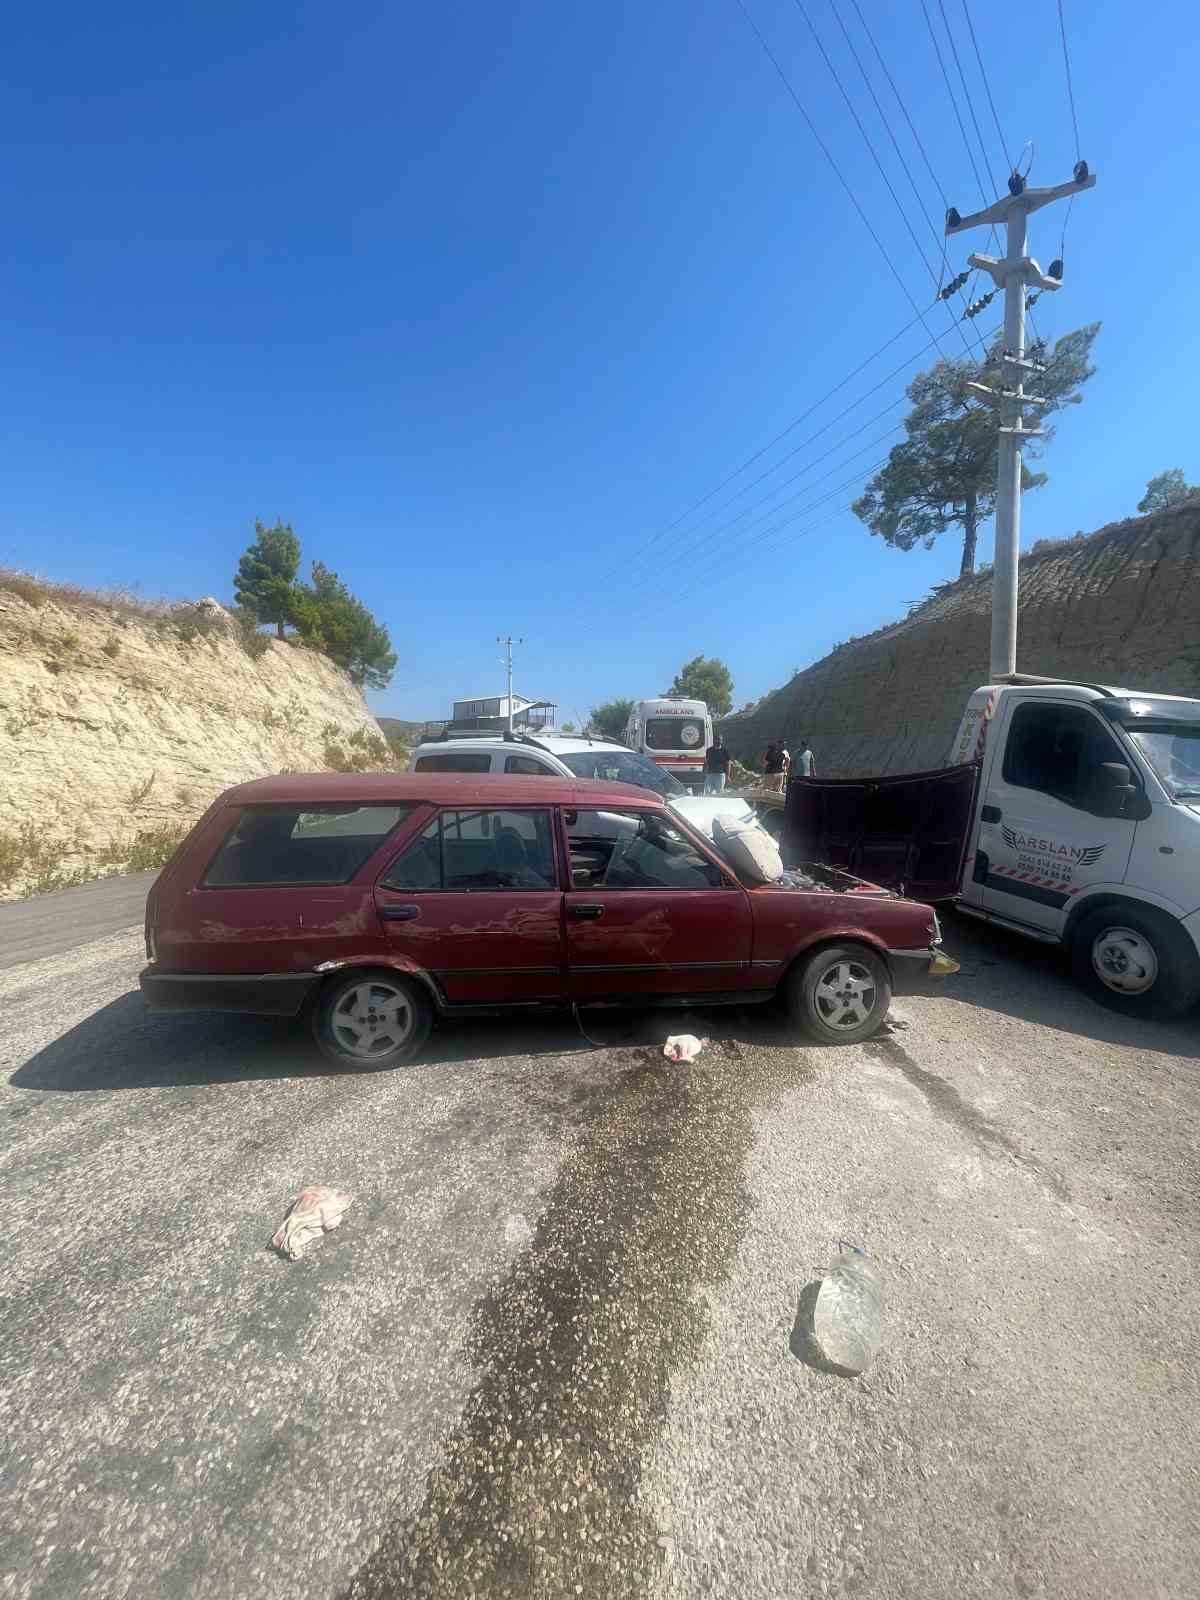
left=375, top=805, right=565, bottom=1006
left=561, top=806, right=753, bottom=1000
left=976, top=700, right=1139, bottom=931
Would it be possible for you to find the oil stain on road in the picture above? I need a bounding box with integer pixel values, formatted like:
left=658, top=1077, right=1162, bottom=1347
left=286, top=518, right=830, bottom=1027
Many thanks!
left=341, top=1041, right=804, bottom=1599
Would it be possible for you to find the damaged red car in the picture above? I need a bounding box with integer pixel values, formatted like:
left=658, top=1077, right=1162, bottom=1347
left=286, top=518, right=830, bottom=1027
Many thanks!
left=140, top=773, right=956, bottom=1066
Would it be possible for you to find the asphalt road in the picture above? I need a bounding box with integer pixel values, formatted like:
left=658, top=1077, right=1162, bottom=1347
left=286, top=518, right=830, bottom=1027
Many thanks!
left=2, top=886, right=1199, bottom=1600
left=0, top=871, right=157, bottom=970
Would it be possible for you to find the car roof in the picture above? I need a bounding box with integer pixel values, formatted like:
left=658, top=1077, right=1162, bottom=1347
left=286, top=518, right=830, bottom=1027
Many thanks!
left=221, top=771, right=664, bottom=808
left=411, top=733, right=627, bottom=755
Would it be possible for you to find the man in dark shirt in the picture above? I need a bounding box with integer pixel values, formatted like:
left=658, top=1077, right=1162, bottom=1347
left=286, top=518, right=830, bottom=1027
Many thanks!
left=704, top=734, right=731, bottom=794
left=763, top=738, right=788, bottom=793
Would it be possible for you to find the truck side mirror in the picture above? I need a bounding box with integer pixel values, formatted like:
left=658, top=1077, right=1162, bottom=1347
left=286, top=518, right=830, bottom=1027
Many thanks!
left=1091, top=762, right=1137, bottom=817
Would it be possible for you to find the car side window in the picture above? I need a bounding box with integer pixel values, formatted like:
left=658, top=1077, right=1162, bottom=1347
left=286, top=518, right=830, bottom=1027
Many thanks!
left=564, top=809, right=723, bottom=890
left=504, top=755, right=555, bottom=775
left=1002, top=704, right=1128, bottom=811
left=382, top=808, right=557, bottom=890
left=413, top=752, right=493, bottom=773
left=204, top=804, right=415, bottom=887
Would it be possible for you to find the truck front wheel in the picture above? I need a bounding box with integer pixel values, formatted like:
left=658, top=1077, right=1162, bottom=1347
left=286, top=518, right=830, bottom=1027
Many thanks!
left=1070, top=906, right=1200, bottom=1019
left=787, top=943, right=893, bottom=1045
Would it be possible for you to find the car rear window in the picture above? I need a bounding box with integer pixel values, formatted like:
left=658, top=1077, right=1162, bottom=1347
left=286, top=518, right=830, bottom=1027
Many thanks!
left=413, top=752, right=493, bottom=773
left=645, top=716, right=705, bottom=751
left=203, top=804, right=415, bottom=887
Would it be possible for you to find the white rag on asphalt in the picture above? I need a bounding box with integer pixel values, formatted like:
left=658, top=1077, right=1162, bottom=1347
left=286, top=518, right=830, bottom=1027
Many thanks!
left=663, top=1034, right=707, bottom=1063
left=272, top=1185, right=354, bottom=1260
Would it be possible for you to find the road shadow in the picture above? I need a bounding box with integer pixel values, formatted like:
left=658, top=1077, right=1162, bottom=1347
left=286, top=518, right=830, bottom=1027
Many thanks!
left=788, top=1279, right=863, bottom=1379
left=10, top=991, right=815, bottom=1095
left=903, top=911, right=1200, bottom=1061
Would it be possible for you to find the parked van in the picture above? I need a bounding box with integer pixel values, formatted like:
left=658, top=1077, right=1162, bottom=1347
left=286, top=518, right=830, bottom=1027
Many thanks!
left=625, top=698, right=712, bottom=790
left=782, top=677, right=1200, bottom=1017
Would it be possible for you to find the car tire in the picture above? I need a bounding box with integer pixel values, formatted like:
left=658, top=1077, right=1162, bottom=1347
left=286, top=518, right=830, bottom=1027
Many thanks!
left=312, top=970, right=433, bottom=1068
left=787, top=943, right=892, bottom=1045
left=1070, top=906, right=1200, bottom=1019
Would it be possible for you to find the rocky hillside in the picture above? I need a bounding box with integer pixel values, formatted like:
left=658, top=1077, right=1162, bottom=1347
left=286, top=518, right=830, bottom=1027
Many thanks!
left=722, top=498, right=1200, bottom=778
left=0, top=582, right=389, bottom=898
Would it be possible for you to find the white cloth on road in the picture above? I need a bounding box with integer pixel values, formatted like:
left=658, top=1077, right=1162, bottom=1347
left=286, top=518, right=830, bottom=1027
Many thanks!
left=272, top=1185, right=354, bottom=1260
left=664, top=1034, right=707, bottom=1063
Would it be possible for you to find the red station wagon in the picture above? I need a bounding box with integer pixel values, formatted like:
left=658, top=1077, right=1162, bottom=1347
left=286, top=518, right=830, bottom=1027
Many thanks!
left=140, top=773, right=954, bottom=1066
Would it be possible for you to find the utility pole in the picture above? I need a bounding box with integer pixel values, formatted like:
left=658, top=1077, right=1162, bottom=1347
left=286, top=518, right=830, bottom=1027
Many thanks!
left=497, top=634, right=522, bottom=733
left=946, top=163, right=1096, bottom=679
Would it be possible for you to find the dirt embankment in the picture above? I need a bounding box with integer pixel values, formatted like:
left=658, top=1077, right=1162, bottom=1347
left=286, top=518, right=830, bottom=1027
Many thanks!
left=0, top=588, right=389, bottom=897
left=722, top=499, right=1200, bottom=777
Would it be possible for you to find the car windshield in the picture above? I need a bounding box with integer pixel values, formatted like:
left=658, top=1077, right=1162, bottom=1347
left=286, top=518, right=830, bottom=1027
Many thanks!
left=1127, top=727, right=1200, bottom=798
left=559, top=748, right=685, bottom=796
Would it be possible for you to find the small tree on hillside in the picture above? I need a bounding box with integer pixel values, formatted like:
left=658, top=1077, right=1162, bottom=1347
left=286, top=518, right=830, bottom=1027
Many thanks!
left=1138, top=468, right=1198, bottom=514
left=590, top=698, right=634, bottom=742
left=852, top=324, right=1100, bottom=576
left=291, top=561, right=397, bottom=690
left=233, top=521, right=301, bottom=639
left=667, top=655, right=734, bottom=716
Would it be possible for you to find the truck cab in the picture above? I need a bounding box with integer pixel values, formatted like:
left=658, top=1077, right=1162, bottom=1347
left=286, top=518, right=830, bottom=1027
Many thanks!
left=784, top=678, right=1200, bottom=1018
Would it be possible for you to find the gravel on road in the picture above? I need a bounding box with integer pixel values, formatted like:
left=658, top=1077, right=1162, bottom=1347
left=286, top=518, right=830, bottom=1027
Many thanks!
left=2, top=914, right=1198, bottom=1600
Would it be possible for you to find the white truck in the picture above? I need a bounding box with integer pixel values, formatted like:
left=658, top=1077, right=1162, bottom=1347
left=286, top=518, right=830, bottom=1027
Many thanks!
left=782, top=677, right=1200, bottom=1018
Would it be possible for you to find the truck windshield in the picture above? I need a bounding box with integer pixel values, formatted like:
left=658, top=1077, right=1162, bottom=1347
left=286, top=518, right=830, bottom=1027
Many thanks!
left=1127, top=728, right=1200, bottom=798
left=560, top=749, right=685, bottom=796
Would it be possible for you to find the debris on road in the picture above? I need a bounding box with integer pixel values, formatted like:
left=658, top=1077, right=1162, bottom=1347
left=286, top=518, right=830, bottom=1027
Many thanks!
left=272, top=1185, right=354, bottom=1260
left=663, top=1034, right=707, bottom=1063
left=503, top=1212, right=534, bottom=1250
left=807, top=1243, right=885, bottom=1376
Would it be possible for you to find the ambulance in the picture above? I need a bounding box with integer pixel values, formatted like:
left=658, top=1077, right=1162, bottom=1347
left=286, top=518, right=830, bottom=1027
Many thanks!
left=624, top=698, right=712, bottom=791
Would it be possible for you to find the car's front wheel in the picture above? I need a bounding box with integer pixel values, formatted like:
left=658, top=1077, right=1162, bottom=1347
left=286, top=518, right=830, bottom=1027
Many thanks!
left=787, top=943, right=892, bottom=1045
left=313, top=970, right=433, bottom=1068
left=1070, top=906, right=1200, bottom=1019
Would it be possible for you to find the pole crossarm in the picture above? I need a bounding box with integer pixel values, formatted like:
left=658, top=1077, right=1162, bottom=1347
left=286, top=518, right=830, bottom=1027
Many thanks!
left=944, top=172, right=1096, bottom=234
left=967, top=252, right=1064, bottom=293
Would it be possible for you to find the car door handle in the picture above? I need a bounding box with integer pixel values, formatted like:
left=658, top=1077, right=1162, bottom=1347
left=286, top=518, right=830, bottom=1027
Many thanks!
left=568, top=903, right=605, bottom=920
left=980, top=805, right=1002, bottom=824
left=379, top=903, right=420, bottom=922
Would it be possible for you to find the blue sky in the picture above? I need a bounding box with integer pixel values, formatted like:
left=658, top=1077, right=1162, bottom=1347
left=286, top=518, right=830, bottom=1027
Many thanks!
left=2, top=0, right=1194, bottom=722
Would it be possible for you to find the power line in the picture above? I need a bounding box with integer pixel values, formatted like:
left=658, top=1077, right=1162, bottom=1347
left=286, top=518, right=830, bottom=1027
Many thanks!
left=615, top=315, right=968, bottom=588
left=1055, top=0, right=1082, bottom=258
left=630, top=409, right=906, bottom=585
left=733, top=0, right=955, bottom=364
left=827, top=0, right=976, bottom=357
left=935, top=0, right=998, bottom=189
left=1056, top=0, right=1082, bottom=158
left=629, top=318, right=1004, bottom=621
left=842, top=0, right=986, bottom=357
left=790, top=0, right=959, bottom=362
left=597, top=302, right=930, bottom=584
left=631, top=456, right=895, bottom=622
left=960, top=0, right=1012, bottom=176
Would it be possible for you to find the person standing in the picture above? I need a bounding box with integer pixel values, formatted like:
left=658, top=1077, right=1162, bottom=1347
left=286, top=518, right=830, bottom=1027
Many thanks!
left=704, top=734, right=730, bottom=795
left=763, top=739, right=787, bottom=794
left=795, top=738, right=815, bottom=777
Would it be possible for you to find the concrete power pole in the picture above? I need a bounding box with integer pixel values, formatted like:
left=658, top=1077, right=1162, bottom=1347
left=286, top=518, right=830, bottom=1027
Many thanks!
left=497, top=635, right=522, bottom=733
left=946, top=165, right=1096, bottom=679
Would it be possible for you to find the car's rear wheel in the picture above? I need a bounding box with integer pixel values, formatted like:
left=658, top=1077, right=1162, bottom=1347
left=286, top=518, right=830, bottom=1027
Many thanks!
left=1070, top=906, right=1200, bottom=1019
left=313, top=971, right=433, bottom=1068
left=787, top=943, right=892, bottom=1045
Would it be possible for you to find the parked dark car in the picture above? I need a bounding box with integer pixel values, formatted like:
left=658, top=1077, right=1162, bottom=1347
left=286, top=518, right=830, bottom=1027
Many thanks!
left=140, top=773, right=953, bottom=1066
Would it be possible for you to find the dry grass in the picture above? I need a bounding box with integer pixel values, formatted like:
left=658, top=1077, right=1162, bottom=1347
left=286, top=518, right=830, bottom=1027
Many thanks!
left=0, top=566, right=169, bottom=621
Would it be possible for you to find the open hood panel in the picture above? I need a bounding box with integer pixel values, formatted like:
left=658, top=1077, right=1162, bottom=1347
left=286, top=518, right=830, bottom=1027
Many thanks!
left=782, top=763, right=980, bottom=902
